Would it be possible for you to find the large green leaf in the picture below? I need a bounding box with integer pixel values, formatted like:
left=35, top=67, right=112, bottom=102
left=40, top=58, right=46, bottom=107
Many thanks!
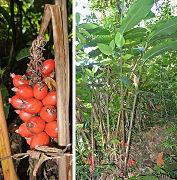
left=142, top=41, right=177, bottom=62
left=120, top=0, right=154, bottom=34
left=98, top=43, right=112, bottom=55
left=148, top=16, right=177, bottom=43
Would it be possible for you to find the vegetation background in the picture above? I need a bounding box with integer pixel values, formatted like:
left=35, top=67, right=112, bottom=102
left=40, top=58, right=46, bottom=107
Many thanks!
left=75, top=0, right=177, bottom=179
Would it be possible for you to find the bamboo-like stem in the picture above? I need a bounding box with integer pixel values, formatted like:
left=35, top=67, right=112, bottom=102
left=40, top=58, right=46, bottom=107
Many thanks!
left=91, top=94, right=95, bottom=170
left=124, top=91, right=138, bottom=174
left=0, top=85, right=19, bottom=180
left=106, top=69, right=110, bottom=140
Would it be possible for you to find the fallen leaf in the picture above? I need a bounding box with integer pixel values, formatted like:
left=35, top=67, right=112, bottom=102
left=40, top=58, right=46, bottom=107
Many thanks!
left=156, top=152, right=164, bottom=167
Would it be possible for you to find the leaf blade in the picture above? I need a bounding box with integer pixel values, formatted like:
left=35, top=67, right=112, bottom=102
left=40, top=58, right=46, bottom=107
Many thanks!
left=120, top=0, right=154, bottom=34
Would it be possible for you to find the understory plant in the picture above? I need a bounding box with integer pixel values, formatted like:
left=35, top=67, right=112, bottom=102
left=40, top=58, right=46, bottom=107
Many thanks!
left=76, top=0, right=177, bottom=178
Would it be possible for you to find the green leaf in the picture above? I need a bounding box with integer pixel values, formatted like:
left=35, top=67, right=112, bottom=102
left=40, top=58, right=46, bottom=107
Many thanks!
left=110, top=139, right=120, bottom=144
left=79, top=23, right=98, bottom=30
left=0, top=6, right=11, bottom=25
left=149, top=16, right=177, bottom=43
left=98, top=43, right=112, bottom=55
left=109, top=39, right=115, bottom=50
left=76, top=44, right=82, bottom=51
left=15, top=47, right=30, bottom=61
left=88, top=27, right=110, bottom=35
left=100, top=59, right=112, bottom=66
left=79, top=29, right=91, bottom=37
left=92, top=65, right=98, bottom=74
left=122, top=54, right=132, bottom=59
left=120, top=0, right=154, bottom=34
left=77, top=33, right=86, bottom=44
left=142, top=41, right=177, bottom=62
left=144, top=11, right=155, bottom=20
left=76, top=12, right=80, bottom=24
left=86, top=36, right=113, bottom=47
left=88, top=48, right=101, bottom=57
left=115, top=32, right=125, bottom=48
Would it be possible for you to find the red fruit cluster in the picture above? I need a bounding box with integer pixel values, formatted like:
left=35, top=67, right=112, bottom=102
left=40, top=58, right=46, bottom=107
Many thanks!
left=9, top=59, right=58, bottom=150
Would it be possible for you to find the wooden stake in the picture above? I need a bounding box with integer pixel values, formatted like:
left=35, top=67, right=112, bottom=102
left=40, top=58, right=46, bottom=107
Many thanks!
left=38, top=4, right=71, bottom=179
left=0, top=85, right=19, bottom=180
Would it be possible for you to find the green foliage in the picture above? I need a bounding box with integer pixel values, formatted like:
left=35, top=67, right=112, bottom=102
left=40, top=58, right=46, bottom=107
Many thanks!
left=120, top=0, right=154, bottom=34
left=1, top=83, right=10, bottom=119
left=143, top=41, right=177, bottom=62
left=76, top=0, right=177, bottom=178
left=15, top=47, right=30, bottom=61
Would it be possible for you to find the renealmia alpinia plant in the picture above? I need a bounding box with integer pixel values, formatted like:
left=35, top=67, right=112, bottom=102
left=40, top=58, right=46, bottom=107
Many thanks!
left=76, top=0, right=177, bottom=178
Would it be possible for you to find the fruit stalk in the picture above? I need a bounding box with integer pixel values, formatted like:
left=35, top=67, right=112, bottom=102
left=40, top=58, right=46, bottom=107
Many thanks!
left=0, top=85, right=19, bottom=180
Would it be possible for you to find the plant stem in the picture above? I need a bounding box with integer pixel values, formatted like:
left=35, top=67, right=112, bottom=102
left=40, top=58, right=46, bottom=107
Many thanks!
left=106, top=68, right=110, bottom=140
left=124, top=91, right=138, bottom=175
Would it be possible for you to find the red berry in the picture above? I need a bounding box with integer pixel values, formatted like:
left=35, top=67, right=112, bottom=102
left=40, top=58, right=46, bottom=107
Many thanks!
left=30, top=132, right=49, bottom=150
left=40, top=105, right=57, bottom=122
left=11, top=73, right=29, bottom=87
left=42, top=91, right=57, bottom=106
left=42, top=59, right=55, bottom=75
left=16, top=123, right=34, bottom=137
left=9, top=95, right=24, bottom=109
left=45, top=120, right=58, bottom=138
left=33, top=82, right=48, bottom=100
left=15, top=109, right=34, bottom=122
left=26, top=116, right=45, bottom=134
left=24, top=98, right=43, bottom=114
left=12, top=85, right=33, bottom=100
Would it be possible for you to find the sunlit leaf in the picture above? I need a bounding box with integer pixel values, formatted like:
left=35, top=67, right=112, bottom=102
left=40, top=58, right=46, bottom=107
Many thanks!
left=149, top=16, right=177, bottom=43
left=79, top=23, right=98, bottom=30
left=109, top=39, right=115, bottom=50
left=120, top=0, right=154, bottom=34
left=115, top=32, right=125, bottom=48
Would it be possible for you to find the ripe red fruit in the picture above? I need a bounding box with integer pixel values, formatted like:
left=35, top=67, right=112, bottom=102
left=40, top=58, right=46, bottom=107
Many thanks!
left=33, top=82, right=48, bottom=100
left=24, top=98, right=43, bottom=114
left=9, top=95, right=24, bottom=109
left=11, top=73, right=29, bottom=87
left=42, top=59, right=55, bottom=75
left=26, top=116, right=45, bottom=134
left=30, top=132, right=49, bottom=150
left=12, top=85, right=33, bottom=100
left=42, top=91, right=57, bottom=106
left=45, top=120, right=58, bottom=138
left=16, top=123, right=34, bottom=137
left=15, top=109, right=34, bottom=122
left=40, top=105, right=57, bottom=122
